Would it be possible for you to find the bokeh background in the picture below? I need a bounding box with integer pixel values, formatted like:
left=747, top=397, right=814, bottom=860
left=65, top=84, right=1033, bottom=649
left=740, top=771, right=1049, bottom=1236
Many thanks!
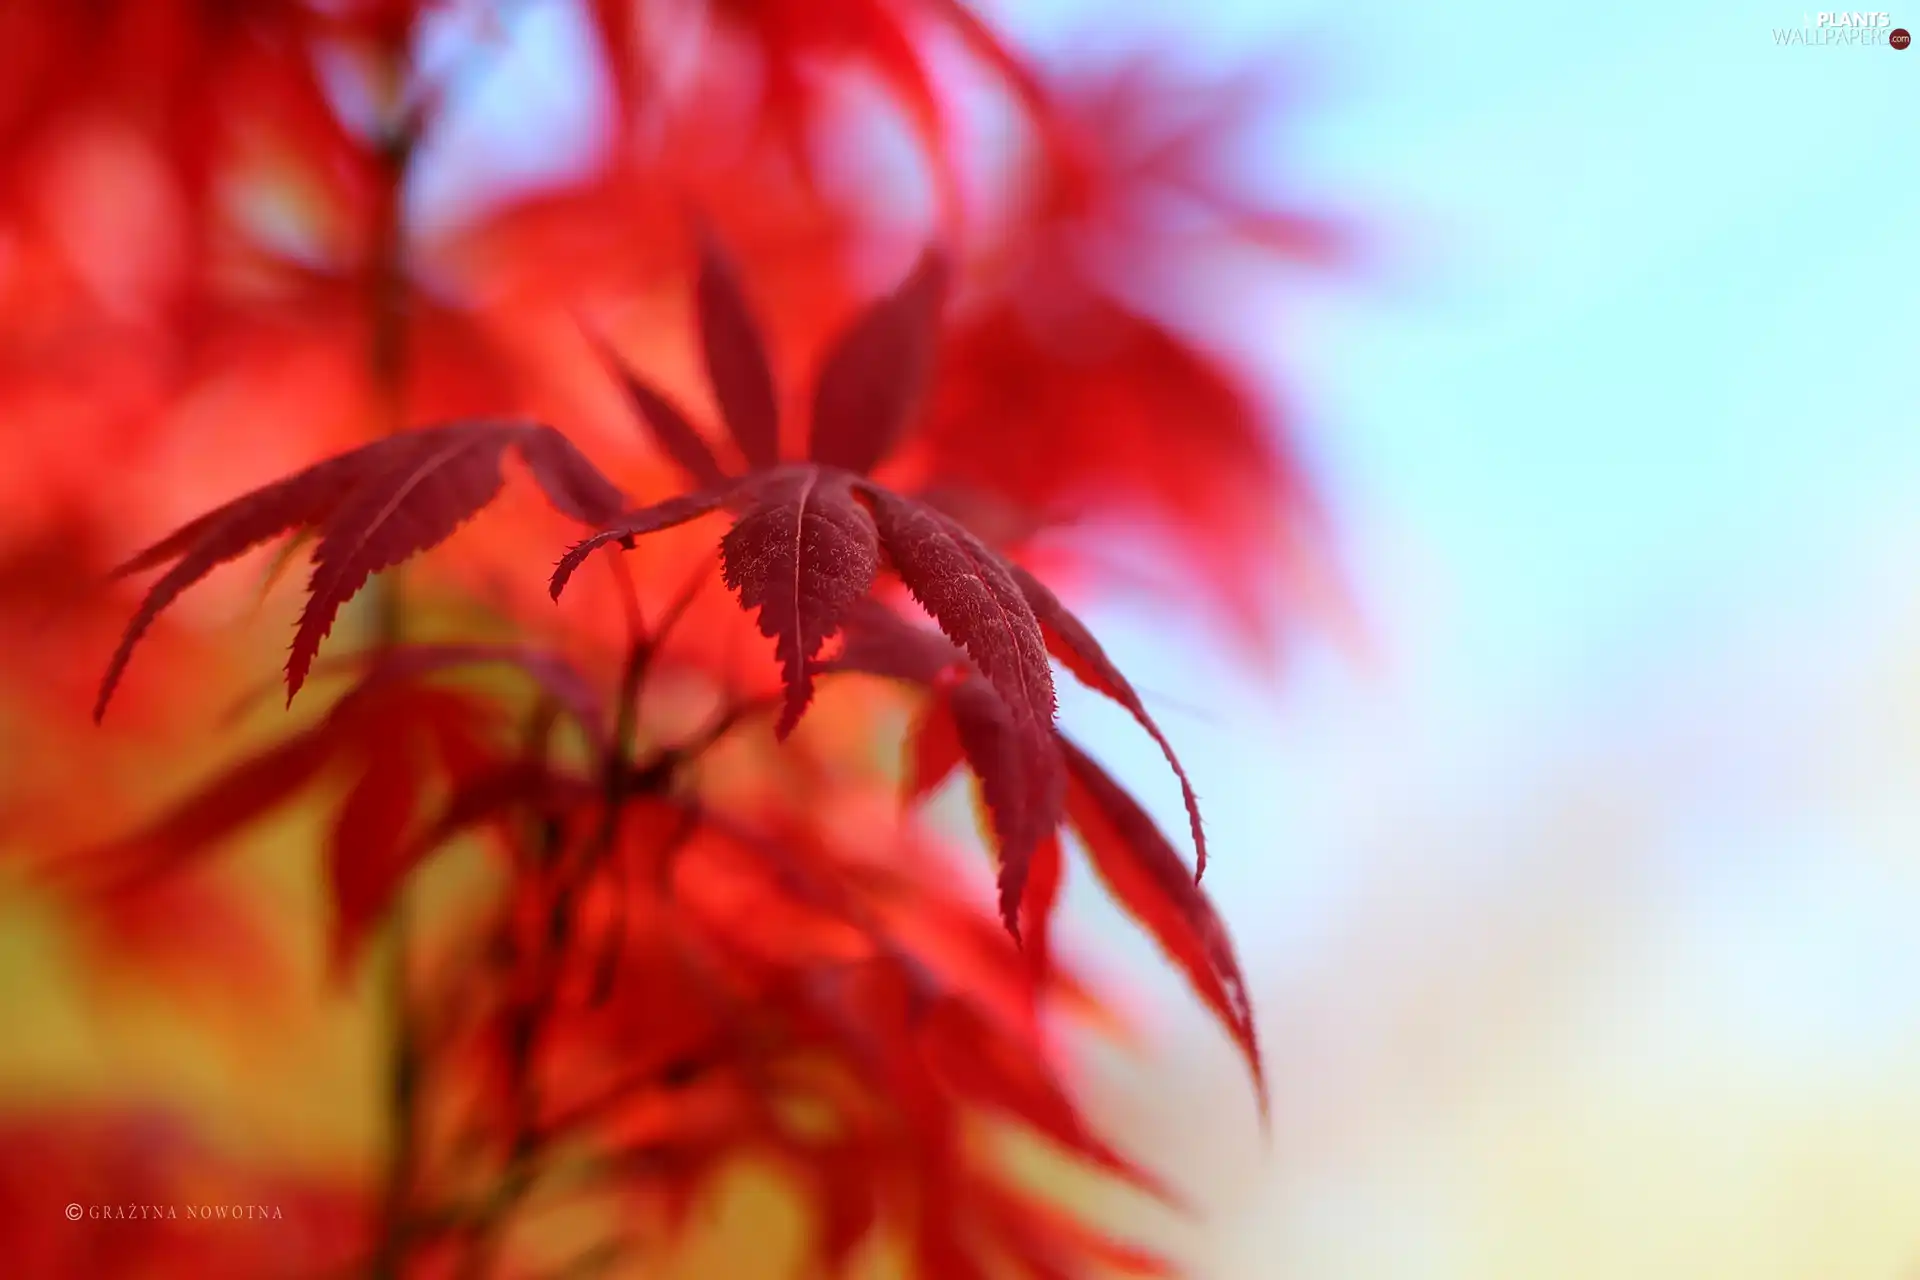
left=4, top=0, right=1916, bottom=1276
left=1023, top=2, right=1920, bottom=1278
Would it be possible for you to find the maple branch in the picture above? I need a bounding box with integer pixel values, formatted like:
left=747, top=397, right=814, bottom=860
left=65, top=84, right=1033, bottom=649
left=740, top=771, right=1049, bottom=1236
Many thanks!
left=458, top=681, right=757, bottom=1270
left=453, top=791, right=569, bottom=1280
left=370, top=892, right=422, bottom=1270
left=366, top=60, right=429, bottom=1280
left=368, top=129, right=421, bottom=438
left=458, top=793, right=678, bottom=1274
left=536, top=1051, right=717, bottom=1142
left=610, top=639, right=650, bottom=785
left=587, top=834, right=632, bottom=1004
left=607, top=560, right=708, bottom=748
left=460, top=674, right=666, bottom=1274
left=674, top=691, right=784, bottom=761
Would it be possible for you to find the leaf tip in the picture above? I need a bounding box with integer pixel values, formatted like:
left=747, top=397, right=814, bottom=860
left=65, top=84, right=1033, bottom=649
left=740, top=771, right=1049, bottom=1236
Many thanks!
left=998, top=902, right=1023, bottom=948
left=283, top=657, right=312, bottom=708
left=91, top=672, right=117, bottom=724
left=996, top=856, right=1029, bottom=947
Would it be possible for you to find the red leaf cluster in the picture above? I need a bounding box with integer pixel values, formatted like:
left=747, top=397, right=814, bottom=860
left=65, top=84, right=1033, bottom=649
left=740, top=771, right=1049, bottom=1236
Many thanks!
left=550, top=235, right=1211, bottom=946
left=0, top=1, right=1342, bottom=1275
left=421, top=782, right=1180, bottom=1277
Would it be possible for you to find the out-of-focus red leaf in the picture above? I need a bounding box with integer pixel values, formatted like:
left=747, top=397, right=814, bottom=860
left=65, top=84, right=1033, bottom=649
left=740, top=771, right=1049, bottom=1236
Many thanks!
left=685, top=808, right=1168, bottom=1203
left=327, top=737, right=428, bottom=977
left=806, top=247, right=949, bottom=476
left=1036, top=52, right=1349, bottom=266
left=438, top=783, right=1168, bottom=1280
left=921, top=994, right=1174, bottom=1200
left=905, top=679, right=968, bottom=802
left=76, top=871, right=292, bottom=1003
left=56, top=674, right=507, bottom=979
left=0, top=513, right=206, bottom=725
left=704, top=0, right=947, bottom=220
left=899, top=48, right=1348, bottom=651
left=922, top=290, right=1320, bottom=651
left=583, top=327, right=730, bottom=489
left=974, top=1179, right=1178, bottom=1279
left=50, top=732, right=335, bottom=896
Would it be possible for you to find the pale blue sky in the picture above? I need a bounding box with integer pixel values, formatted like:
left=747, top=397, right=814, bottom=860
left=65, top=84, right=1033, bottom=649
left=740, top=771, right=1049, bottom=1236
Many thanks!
left=980, top=0, right=1920, bottom=1092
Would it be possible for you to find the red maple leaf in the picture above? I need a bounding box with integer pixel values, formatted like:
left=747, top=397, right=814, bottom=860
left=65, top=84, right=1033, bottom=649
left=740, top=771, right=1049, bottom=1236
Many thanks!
left=547, top=235, right=1046, bottom=760
left=552, top=233, right=1206, bottom=936
left=829, top=602, right=1266, bottom=1112
left=94, top=420, right=627, bottom=721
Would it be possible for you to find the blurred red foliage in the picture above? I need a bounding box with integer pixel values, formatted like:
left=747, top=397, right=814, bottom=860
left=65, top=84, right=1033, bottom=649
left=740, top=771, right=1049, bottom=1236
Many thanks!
left=0, top=0, right=1339, bottom=1275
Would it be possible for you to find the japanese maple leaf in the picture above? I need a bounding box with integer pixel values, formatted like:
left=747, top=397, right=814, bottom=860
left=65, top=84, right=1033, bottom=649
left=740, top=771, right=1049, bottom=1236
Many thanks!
left=94, top=420, right=626, bottom=721
left=829, top=603, right=1265, bottom=1109
left=551, top=234, right=1051, bottom=846
left=553, top=233, right=1207, bottom=935
left=831, top=592, right=1207, bottom=905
